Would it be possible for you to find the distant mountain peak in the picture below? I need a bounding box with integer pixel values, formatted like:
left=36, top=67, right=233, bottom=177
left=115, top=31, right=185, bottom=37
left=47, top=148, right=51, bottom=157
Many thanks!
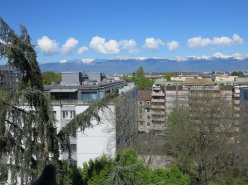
left=80, top=59, right=95, bottom=64
left=40, top=57, right=248, bottom=74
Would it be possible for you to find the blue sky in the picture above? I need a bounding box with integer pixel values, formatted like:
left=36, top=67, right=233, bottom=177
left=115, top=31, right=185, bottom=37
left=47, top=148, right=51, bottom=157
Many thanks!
left=1, top=0, right=248, bottom=63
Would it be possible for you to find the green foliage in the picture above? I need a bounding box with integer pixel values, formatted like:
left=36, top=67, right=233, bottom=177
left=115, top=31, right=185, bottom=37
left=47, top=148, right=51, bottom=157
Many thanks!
left=148, top=165, right=190, bottom=185
left=115, top=148, right=138, bottom=166
left=82, top=155, right=114, bottom=185
left=122, top=67, right=153, bottom=90
left=42, top=71, right=61, bottom=85
left=231, top=71, right=244, bottom=77
left=68, top=166, right=84, bottom=185
left=81, top=148, right=189, bottom=185
left=165, top=101, right=248, bottom=185
left=135, top=66, right=153, bottom=90
left=163, top=73, right=174, bottom=81
left=211, top=176, right=248, bottom=185
left=0, top=18, right=118, bottom=185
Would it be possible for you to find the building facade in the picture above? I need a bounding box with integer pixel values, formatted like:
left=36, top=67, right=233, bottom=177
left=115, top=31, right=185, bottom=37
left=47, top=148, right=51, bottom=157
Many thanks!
left=0, top=65, right=17, bottom=91
left=137, top=76, right=248, bottom=133
left=137, top=90, right=152, bottom=133
left=45, top=72, right=127, bottom=167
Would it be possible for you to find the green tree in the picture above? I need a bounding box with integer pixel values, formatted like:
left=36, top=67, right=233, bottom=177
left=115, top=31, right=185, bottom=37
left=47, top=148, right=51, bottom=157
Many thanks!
left=164, top=93, right=242, bottom=185
left=163, top=73, right=174, bottom=81
left=0, top=18, right=117, bottom=185
left=135, top=66, right=153, bottom=90
left=42, top=71, right=61, bottom=85
left=82, top=148, right=189, bottom=185
left=231, top=71, right=244, bottom=77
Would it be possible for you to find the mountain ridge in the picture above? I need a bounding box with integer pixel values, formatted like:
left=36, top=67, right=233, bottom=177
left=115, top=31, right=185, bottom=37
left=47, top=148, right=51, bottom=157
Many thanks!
left=39, top=58, right=248, bottom=74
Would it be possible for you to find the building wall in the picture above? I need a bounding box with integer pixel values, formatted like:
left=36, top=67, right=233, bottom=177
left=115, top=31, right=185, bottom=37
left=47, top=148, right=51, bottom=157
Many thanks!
left=138, top=100, right=152, bottom=133
left=240, top=88, right=248, bottom=104
left=61, top=72, right=81, bottom=85
left=87, top=72, right=103, bottom=82
left=53, top=104, right=116, bottom=167
left=0, top=67, right=17, bottom=91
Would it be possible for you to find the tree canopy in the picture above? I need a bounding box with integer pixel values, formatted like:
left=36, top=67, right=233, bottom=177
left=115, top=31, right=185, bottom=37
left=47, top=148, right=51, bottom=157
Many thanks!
left=123, top=66, right=153, bottom=90
left=82, top=148, right=189, bottom=185
left=42, top=71, right=61, bottom=85
left=0, top=17, right=117, bottom=185
left=165, top=94, right=248, bottom=185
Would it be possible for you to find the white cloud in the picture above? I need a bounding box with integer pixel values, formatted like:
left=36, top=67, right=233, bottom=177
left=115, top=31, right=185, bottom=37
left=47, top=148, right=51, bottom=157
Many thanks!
left=232, top=34, right=244, bottom=44
left=78, top=46, right=88, bottom=54
left=89, top=36, right=120, bottom=54
left=166, top=40, right=179, bottom=51
left=187, top=37, right=211, bottom=48
left=119, top=39, right=139, bottom=53
left=143, top=37, right=164, bottom=50
left=187, top=34, right=244, bottom=48
left=61, top=37, right=78, bottom=53
left=37, top=36, right=60, bottom=55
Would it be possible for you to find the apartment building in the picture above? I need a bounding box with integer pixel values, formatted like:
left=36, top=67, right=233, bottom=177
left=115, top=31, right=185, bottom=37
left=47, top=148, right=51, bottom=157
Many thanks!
left=137, top=90, right=152, bottom=133
left=150, top=79, right=166, bottom=131
left=44, top=72, right=127, bottom=167
left=138, top=76, right=248, bottom=133
left=0, top=65, right=17, bottom=91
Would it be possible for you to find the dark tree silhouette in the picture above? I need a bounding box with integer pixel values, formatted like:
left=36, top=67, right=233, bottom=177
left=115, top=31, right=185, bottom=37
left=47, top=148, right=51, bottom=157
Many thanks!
left=31, top=164, right=57, bottom=185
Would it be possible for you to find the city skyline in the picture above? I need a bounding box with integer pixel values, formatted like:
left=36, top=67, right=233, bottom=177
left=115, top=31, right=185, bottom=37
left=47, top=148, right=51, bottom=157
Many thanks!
left=1, top=0, right=248, bottom=64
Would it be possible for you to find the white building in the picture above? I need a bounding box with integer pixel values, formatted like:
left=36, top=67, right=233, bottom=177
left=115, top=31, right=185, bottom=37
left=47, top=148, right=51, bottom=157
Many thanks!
left=53, top=103, right=116, bottom=167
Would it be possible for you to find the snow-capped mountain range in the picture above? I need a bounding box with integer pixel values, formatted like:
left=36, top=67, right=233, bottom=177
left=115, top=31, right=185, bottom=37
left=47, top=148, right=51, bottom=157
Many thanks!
left=39, top=56, right=248, bottom=74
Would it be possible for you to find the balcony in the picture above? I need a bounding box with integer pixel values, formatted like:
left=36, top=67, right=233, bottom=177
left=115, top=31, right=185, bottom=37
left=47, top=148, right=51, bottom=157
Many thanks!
left=152, top=116, right=165, bottom=121
left=150, top=124, right=164, bottom=131
left=151, top=105, right=165, bottom=109
left=151, top=92, right=165, bottom=97
left=151, top=99, right=165, bottom=103
left=151, top=110, right=165, bottom=115
left=152, top=86, right=161, bottom=91
left=51, top=99, right=85, bottom=105
left=233, top=93, right=240, bottom=98
left=234, top=100, right=240, bottom=104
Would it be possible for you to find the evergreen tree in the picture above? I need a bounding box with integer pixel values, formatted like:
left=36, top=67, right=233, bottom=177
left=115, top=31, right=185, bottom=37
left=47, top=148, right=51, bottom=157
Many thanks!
left=135, top=66, right=153, bottom=90
left=0, top=18, right=117, bottom=184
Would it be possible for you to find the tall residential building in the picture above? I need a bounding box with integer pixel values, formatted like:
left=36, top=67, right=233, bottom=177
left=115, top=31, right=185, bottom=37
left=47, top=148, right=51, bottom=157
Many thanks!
left=151, top=79, right=166, bottom=131
left=0, top=65, right=17, bottom=91
left=137, top=76, right=248, bottom=133
left=137, top=90, right=152, bottom=133
left=44, top=72, right=127, bottom=167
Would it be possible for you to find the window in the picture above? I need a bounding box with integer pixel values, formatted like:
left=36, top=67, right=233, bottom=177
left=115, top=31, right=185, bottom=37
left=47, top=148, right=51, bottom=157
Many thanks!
left=139, top=101, right=143, bottom=105
left=70, top=144, right=77, bottom=152
left=146, top=108, right=150, bottom=112
left=147, top=116, right=150, bottom=119
left=62, top=144, right=77, bottom=152
left=147, top=122, right=150, bottom=126
left=139, top=108, right=142, bottom=113
left=82, top=92, right=97, bottom=101
left=62, top=111, right=75, bottom=119
left=146, top=101, right=150, bottom=105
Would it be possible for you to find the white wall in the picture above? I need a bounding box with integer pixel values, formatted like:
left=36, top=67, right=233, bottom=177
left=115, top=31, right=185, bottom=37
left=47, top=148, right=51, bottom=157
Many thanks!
left=53, top=104, right=116, bottom=167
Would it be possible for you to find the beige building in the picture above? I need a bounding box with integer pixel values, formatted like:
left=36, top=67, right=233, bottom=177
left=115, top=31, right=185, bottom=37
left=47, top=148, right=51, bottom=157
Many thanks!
left=137, top=90, right=152, bottom=133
